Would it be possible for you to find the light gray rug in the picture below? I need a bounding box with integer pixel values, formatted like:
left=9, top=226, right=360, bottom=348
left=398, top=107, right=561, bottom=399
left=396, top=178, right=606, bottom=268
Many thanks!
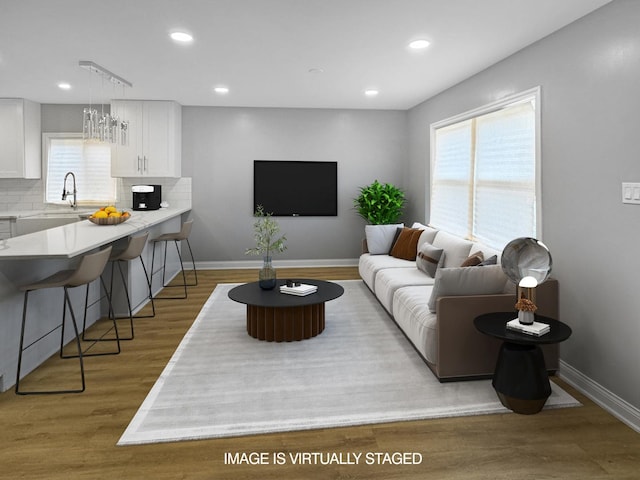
left=118, top=280, right=580, bottom=445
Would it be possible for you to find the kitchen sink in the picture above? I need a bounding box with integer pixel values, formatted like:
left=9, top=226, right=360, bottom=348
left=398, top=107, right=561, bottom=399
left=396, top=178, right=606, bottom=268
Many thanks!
left=15, top=210, right=93, bottom=236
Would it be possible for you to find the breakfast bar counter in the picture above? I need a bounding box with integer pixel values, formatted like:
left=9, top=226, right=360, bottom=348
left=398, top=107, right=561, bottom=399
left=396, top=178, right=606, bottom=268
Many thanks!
left=0, top=207, right=191, bottom=260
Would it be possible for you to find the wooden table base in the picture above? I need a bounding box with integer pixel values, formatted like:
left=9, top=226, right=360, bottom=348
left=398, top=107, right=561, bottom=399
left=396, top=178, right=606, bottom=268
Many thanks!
left=246, top=303, right=325, bottom=341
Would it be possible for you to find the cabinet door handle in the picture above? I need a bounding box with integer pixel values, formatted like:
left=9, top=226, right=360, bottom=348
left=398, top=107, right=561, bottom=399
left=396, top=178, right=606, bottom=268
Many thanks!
left=144, top=156, right=148, bottom=172
left=137, top=156, right=142, bottom=172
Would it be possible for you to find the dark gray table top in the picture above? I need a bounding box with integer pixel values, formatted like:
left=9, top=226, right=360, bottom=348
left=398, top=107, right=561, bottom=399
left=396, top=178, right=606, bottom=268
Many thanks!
left=228, top=278, right=344, bottom=308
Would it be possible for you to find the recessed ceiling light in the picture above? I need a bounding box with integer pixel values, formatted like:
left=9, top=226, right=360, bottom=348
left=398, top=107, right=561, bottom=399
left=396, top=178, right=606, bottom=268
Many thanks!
left=408, top=39, right=430, bottom=50
left=308, top=68, right=324, bottom=74
left=364, top=89, right=379, bottom=97
left=214, top=86, right=229, bottom=94
left=58, top=83, right=71, bottom=90
left=170, top=31, right=194, bottom=43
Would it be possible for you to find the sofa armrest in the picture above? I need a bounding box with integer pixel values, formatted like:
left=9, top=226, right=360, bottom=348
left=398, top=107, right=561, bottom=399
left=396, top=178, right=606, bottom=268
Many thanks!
left=434, top=279, right=559, bottom=380
left=361, top=237, right=369, bottom=254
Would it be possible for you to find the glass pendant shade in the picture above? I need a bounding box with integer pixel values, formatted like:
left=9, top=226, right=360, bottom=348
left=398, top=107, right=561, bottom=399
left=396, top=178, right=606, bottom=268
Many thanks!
left=79, top=61, right=131, bottom=145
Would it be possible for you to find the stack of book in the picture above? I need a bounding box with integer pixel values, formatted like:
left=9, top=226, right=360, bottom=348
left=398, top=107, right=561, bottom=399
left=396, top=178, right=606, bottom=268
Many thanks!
left=506, top=318, right=550, bottom=336
left=279, top=283, right=318, bottom=296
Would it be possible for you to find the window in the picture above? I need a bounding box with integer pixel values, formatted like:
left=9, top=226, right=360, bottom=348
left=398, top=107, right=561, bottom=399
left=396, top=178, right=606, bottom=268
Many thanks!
left=44, top=133, right=117, bottom=206
left=429, top=87, right=541, bottom=249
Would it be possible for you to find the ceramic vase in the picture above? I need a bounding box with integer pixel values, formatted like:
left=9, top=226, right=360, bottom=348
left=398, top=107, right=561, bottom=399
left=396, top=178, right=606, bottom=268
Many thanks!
left=259, top=256, right=277, bottom=290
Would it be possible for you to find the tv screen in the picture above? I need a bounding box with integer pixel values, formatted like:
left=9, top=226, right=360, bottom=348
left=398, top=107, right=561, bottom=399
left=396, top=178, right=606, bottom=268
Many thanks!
left=253, top=160, right=338, bottom=216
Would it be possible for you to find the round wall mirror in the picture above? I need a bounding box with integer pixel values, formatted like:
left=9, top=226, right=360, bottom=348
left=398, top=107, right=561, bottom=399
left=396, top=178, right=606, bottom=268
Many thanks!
left=501, top=237, right=552, bottom=285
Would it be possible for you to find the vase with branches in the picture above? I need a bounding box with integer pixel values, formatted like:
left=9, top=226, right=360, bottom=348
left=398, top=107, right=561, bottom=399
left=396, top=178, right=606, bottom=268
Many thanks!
left=245, top=205, right=287, bottom=289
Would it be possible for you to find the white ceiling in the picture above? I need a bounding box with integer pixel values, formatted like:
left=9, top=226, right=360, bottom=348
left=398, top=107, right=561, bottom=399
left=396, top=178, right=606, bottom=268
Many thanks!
left=1, top=0, right=611, bottom=110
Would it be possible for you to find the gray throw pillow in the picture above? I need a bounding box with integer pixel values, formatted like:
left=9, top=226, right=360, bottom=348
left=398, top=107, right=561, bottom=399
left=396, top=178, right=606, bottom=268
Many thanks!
left=365, top=224, right=404, bottom=254
left=478, top=254, right=498, bottom=266
left=416, top=242, right=444, bottom=278
left=427, top=264, right=508, bottom=313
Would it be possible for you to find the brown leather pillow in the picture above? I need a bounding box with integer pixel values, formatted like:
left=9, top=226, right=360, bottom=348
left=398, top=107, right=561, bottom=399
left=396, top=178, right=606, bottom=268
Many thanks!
left=460, top=251, right=484, bottom=267
left=389, top=227, right=424, bottom=261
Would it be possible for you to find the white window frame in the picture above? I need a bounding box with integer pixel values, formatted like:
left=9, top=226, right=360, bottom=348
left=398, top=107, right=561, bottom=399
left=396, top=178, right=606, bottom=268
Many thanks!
left=429, top=86, right=542, bottom=248
left=42, top=133, right=118, bottom=207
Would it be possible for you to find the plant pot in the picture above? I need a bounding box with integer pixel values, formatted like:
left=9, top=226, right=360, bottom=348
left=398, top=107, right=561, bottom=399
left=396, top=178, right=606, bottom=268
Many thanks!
left=518, top=310, right=534, bottom=325
left=258, top=256, right=277, bottom=290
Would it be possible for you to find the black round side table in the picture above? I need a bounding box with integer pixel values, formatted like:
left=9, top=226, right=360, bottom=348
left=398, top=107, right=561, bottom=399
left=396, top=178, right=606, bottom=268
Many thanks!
left=474, top=312, right=572, bottom=414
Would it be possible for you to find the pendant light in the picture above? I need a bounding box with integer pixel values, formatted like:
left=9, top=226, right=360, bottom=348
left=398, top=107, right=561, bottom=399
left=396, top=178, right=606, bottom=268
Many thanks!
left=79, top=61, right=132, bottom=145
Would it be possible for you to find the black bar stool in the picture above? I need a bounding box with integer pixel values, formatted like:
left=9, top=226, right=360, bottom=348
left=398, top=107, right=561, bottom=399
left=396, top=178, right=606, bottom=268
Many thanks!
left=15, top=246, right=118, bottom=395
left=151, top=219, right=198, bottom=299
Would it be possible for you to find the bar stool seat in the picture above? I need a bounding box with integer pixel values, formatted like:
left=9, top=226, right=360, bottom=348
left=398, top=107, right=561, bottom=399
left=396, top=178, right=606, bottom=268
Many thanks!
left=151, top=219, right=198, bottom=299
left=102, top=232, right=155, bottom=341
left=15, top=246, right=118, bottom=395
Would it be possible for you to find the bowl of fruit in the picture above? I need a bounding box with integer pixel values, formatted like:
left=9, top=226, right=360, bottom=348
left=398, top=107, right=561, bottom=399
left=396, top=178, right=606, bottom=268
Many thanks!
left=88, top=206, right=131, bottom=225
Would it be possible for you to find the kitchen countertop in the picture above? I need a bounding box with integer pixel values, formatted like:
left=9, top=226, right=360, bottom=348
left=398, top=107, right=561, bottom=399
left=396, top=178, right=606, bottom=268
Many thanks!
left=0, top=207, right=190, bottom=260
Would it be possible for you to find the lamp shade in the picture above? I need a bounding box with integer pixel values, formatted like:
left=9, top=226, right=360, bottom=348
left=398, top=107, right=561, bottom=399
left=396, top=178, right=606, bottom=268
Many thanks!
left=501, top=237, right=552, bottom=285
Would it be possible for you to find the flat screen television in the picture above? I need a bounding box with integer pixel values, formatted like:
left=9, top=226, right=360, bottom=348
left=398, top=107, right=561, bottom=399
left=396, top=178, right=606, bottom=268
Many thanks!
left=253, top=160, right=338, bottom=216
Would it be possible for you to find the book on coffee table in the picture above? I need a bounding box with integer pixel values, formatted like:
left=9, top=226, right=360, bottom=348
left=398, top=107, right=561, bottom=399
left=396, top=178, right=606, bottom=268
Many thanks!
left=506, top=318, right=550, bottom=336
left=279, top=284, right=318, bottom=296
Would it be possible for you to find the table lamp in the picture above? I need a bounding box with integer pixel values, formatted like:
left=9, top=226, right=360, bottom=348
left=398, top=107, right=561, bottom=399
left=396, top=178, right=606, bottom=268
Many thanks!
left=501, top=238, right=552, bottom=325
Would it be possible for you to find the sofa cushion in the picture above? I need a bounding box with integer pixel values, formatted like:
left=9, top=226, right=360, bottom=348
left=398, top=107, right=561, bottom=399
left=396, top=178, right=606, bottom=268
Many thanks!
left=374, top=267, right=436, bottom=314
left=365, top=223, right=404, bottom=254
left=427, top=264, right=508, bottom=313
left=411, top=222, right=439, bottom=247
left=358, top=253, right=415, bottom=291
left=469, top=242, right=502, bottom=264
left=389, top=227, right=424, bottom=261
left=460, top=251, right=484, bottom=267
left=432, top=231, right=474, bottom=268
left=392, top=285, right=438, bottom=364
left=416, top=242, right=444, bottom=277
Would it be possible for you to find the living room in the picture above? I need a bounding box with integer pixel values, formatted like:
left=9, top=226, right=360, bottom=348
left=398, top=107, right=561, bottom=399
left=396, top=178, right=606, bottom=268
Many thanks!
left=1, top=0, right=639, bottom=478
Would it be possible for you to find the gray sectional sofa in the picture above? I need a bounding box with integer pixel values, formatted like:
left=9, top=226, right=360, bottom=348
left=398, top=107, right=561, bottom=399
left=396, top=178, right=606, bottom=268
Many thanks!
left=359, top=222, right=559, bottom=382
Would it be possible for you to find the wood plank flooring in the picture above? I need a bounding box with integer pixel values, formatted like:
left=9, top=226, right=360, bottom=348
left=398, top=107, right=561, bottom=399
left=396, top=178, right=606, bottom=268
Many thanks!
left=1, top=267, right=638, bottom=479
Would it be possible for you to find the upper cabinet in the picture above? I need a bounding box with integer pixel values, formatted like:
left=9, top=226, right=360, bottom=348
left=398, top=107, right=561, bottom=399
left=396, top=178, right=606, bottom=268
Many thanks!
left=0, top=98, right=41, bottom=179
left=110, top=100, right=181, bottom=178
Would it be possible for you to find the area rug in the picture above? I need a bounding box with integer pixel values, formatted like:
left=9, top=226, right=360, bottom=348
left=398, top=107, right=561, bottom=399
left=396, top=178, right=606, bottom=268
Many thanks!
left=118, top=280, right=580, bottom=445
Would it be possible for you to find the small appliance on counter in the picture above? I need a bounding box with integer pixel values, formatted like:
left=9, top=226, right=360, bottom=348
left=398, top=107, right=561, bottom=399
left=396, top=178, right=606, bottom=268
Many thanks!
left=132, top=185, right=162, bottom=211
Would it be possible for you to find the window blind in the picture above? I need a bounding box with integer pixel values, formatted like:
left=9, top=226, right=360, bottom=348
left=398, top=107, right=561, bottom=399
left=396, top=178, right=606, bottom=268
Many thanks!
left=430, top=91, right=539, bottom=249
left=45, top=134, right=117, bottom=205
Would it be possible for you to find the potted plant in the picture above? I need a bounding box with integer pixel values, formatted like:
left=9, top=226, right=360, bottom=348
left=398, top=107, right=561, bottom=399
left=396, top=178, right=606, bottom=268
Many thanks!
left=353, top=179, right=406, bottom=225
left=245, top=205, right=287, bottom=289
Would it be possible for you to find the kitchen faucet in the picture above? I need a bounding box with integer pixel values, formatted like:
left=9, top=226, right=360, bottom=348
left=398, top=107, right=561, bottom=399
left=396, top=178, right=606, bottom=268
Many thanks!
left=62, top=171, right=77, bottom=210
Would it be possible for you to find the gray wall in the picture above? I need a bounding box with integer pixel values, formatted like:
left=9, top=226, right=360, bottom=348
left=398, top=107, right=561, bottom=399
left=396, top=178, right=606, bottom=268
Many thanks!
left=407, top=0, right=640, bottom=414
left=181, top=107, right=408, bottom=264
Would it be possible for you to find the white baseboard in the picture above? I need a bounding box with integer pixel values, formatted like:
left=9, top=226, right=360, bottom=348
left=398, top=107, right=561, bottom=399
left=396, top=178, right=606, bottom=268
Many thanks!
left=195, top=258, right=359, bottom=270
left=559, top=360, right=640, bottom=433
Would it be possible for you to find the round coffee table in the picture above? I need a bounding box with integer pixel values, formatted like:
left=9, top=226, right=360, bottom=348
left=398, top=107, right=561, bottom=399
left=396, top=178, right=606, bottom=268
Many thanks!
left=474, top=312, right=572, bottom=414
left=228, top=279, right=344, bottom=342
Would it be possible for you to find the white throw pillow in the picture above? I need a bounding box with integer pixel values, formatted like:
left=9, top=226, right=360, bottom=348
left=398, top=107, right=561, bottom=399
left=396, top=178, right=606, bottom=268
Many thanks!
left=365, top=224, right=404, bottom=254
left=427, top=265, right=508, bottom=313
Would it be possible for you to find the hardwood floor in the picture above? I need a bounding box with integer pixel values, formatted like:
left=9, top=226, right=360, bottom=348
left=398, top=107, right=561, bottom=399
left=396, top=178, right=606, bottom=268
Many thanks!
left=1, top=267, right=638, bottom=479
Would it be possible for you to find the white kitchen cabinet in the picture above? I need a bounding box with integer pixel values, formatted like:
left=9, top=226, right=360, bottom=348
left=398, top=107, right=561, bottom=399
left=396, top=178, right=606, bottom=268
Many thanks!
left=0, top=98, right=41, bottom=179
left=110, top=100, right=181, bottom=178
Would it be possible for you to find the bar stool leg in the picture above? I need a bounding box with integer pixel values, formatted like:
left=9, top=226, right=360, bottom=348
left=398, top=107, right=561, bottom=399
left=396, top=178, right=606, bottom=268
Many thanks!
left=16, top=288, right=86, bottom=395
left=71, top=277, right=122, bottom=355
left=138, top=255, right=156, bottom=317
left=151, top=242, right=198, bottom=299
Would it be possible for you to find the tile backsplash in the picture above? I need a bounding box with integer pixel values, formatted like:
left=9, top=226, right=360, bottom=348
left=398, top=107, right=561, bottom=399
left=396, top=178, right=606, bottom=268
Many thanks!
left=0, top=177, right=192, bottom=212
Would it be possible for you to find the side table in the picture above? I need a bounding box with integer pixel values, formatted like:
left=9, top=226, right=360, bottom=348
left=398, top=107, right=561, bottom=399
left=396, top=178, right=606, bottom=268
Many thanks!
left=474, top=312, right=572, bottom=414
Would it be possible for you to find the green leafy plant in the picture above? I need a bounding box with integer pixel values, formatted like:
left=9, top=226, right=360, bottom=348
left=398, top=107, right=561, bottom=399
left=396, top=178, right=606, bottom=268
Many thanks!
left=353, top=180, right=406, bottom=224
left=245, top=205, right=287, bottom=257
